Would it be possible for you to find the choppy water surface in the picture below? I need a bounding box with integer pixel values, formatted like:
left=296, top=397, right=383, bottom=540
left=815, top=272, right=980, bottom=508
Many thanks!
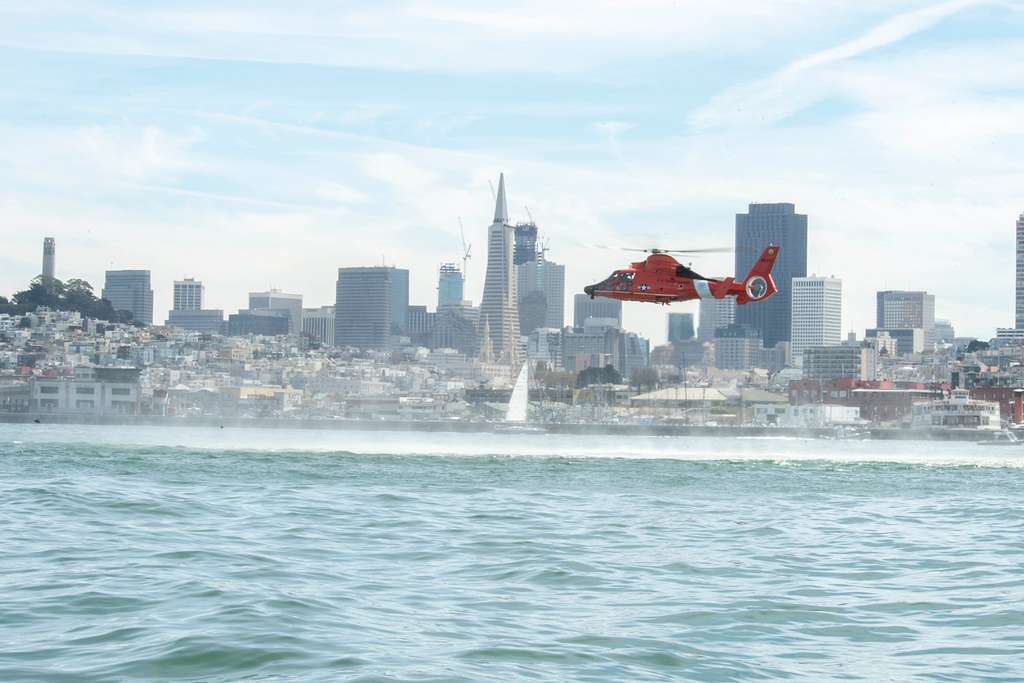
left=2, top=425, right=1023, bottom=682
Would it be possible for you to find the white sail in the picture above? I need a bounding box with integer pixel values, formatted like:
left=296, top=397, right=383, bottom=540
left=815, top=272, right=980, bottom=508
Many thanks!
left=506, top=362, right=529, bottom=423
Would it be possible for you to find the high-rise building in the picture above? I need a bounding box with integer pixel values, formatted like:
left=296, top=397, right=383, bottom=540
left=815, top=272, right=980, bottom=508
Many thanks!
left=41, top=238, right=55, bottom=280
left=166, top=277, right=224, bottom=333
left=667, top=313, right=696, bottom=343
left=517, top=255, right=565, bottom=333
left=248, top=290, right=303, bottom=336
left=407, top=305, right=435, bottom=346
left=876, top=290, right=935, bottom=348
left=302, top=306, right=335, bottom=346
left=714, top=324, right=763, bottom=370
left=478, top=173, right=520, bottom=364
left=173, top=278, right=203, bottom=311
left=803, top=345, right=878, bottom=382
left=698, top=296, right=736, bottom=342
left=335, top=266, right=408, bottom=349
left=790, top=276, right=842, bottom=363
left=391, top=269, right=410, bottom=335
left=1017, top=213, right=1024, bottom=329
left=573, top=293, right=622, bottom=329
left=735, top=203, right=808, bottom=347
left=102, top=270, right=153, bottom=325
left=438, top=263, right=464, bottom=309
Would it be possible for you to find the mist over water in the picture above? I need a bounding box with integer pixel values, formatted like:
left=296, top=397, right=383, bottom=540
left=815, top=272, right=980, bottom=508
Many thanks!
left=3, top=425, right=1023, bottom=682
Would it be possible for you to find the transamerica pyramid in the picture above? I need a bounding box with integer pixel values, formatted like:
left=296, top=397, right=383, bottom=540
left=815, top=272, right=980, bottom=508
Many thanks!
left=478, top=173, right=520, bottom=365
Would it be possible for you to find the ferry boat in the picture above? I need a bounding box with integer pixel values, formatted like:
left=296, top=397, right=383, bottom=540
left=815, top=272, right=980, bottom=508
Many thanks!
left=910, top=390, right=1001, bottom=431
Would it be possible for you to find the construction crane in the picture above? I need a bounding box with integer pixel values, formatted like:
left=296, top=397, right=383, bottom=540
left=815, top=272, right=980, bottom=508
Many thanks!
left=458, top=217, right=472, bottom=285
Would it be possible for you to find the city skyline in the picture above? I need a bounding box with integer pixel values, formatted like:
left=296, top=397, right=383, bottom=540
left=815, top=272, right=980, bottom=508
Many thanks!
left=2, top=2, right=1023, bottom=344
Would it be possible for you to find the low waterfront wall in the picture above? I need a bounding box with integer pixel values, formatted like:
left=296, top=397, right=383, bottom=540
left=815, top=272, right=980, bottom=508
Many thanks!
left=0, top=413, right=1006, bottom=442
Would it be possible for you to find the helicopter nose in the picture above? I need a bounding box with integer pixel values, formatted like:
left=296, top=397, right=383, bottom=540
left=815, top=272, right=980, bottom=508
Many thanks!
left=583, top=284, right=596, bottom=298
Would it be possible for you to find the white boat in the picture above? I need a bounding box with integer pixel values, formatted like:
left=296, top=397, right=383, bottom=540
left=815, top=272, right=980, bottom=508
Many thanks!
left=979, top=430, right=1023, bottom=446
left=505, top=362, right=529, bottom=424
left=911, top=390, right=1001, bottom=431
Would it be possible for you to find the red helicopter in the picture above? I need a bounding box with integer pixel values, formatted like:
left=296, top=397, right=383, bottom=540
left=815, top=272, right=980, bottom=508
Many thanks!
left=583, top=245, right=780, bottom=306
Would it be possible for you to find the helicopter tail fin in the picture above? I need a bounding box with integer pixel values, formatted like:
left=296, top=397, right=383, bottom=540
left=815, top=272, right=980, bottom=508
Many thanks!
left=733, top=245, right=779, bottom=305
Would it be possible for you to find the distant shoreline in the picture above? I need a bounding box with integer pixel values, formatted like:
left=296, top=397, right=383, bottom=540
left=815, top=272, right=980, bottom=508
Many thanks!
left=0, top=413, right=1004, bottom=442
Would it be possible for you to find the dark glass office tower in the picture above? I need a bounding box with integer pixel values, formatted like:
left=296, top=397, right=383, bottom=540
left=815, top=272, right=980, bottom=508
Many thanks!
left=734, top=203, right=808, bottom=348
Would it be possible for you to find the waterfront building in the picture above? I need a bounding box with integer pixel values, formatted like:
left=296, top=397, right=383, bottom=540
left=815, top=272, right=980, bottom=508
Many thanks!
left=41, top=237, right=55, bottom=280
left=735, top=203, right=808, bottom=347
left=29, top=366, right=141, bottom=416
left=478, top=173, right=520, bottom=363
left=803, top=345, right=878, bottom=382
left=573, top=293, right=622, bottom=329
left=438, top=263, right=464, bottom=310
left=698, top=296, right=736, bottom=342
left=911, top=389, right=1001, bottom=430
left=1017, top=212, right=1024, bottom=329
left=876, top=290, right=935, bottom=349
left=668, top=313, right=696, bottom=343
left=249, top=290, right=303, bottom=336
left=302, top=306, right=335, bottom=346
left=335, top=266, right=407, bottom=349
left=790, top=276, right=842, bottom=364
left=102, top=270, right=153, bottom=325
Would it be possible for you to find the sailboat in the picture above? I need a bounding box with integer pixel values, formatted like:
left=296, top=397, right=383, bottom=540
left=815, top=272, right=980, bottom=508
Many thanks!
left=498, top=362, right=542, bottom=432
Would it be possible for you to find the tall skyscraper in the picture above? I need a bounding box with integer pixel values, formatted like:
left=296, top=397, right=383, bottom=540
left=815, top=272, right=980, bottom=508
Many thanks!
left=573, top=293, right=622, bottom=329
left=173, top=278, right=203, bottom=311
left=102, top=270, right=153, bottom=325
left=41, top=238, right=55, bottom=280
left=478, top=173, right=520, bottom=364
left=698, top=296, right=736, bottom=342
left=876, top=290, right=935, bottom=348
left=248, top=290, right=303, bottom=335
left=735, top=203, right=808, bottom=347
left=517, top=255, right=565, bottom=333
left=390, top=268, right=410, bottom=335
left=667, top=313, right=696, bottom=343
left=437, top=263, right=464, bottom=309
left=1016, top=213, right=1024, bottom=329
left=790, top=276, right=843, bottom=363
left=335, top=266, right=408, bottom=349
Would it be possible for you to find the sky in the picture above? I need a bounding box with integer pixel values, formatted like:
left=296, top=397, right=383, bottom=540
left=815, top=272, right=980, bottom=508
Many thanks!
left=1, top=0, right=1023, bottom=344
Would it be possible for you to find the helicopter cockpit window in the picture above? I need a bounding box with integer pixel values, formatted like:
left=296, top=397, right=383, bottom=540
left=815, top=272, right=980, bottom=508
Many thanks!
left=613, top=272, right=634, bottom=290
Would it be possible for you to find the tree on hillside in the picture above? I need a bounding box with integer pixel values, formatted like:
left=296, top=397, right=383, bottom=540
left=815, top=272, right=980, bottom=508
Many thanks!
left=5, top=276, right=123, bottom=322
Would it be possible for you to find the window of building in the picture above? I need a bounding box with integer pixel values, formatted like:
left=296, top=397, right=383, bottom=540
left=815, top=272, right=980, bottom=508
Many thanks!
left=75, top=400, right=94, bottom=409
left=110, top=387, right=131, bottom=396
left=39, top=385, right=59, bottom=394
left=75, top=387, right=95, bottom=395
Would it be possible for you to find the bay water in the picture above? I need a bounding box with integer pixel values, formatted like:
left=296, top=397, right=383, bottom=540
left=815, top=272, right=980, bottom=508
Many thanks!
left=2, top=424, right=1023, bottom=681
